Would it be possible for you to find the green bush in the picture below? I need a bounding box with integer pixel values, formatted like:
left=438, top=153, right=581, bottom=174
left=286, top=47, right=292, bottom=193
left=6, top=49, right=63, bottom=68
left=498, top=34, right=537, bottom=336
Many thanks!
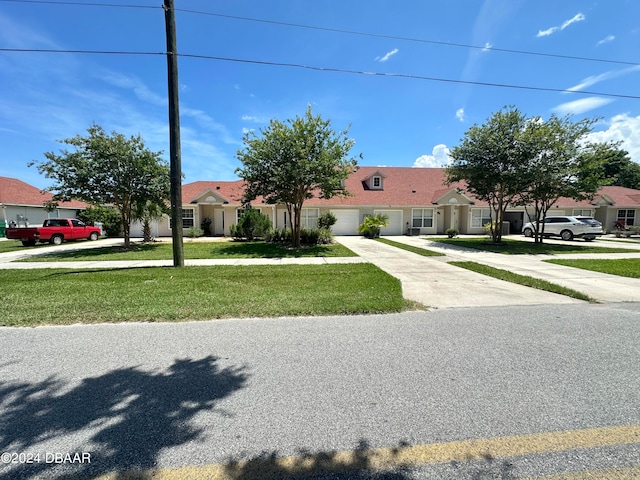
left=77, top=205, right=121, bottom=237
left=318, top=211, right=337, bottom=230
left=186, top=227, right=204, bottom=238
left=358, top=214, right=389, bottom=239
left=201, top=217, right=212, bottom=236
left=232, top=209, right=272, bottom=241
left=265, top=228, right=292, bottom=243
left=446, top=227, right=459, bottom=238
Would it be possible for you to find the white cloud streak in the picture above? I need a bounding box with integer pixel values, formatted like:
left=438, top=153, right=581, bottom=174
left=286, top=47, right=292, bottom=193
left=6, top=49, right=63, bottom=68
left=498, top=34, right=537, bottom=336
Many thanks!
left=537, top=13, right=585, bottom=37
left=552, top=97, right=613, bottom=116
left=375, top=48, right=399, bottom=62
left=596, top=35, right=615, bottom=46
left=566, top=65, right=640, bottom=92
left=456, top=108, right=465, bottom=122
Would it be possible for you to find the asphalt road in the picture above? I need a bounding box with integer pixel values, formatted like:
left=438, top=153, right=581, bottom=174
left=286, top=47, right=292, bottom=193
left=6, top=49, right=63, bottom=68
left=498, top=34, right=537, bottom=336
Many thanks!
left=1, top=303, right=639, bottom=479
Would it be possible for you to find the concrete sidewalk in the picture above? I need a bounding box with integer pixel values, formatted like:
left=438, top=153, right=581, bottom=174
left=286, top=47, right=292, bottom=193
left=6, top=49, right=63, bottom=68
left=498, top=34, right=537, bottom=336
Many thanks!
left=335, top=236, right=584, bottom=309
left=381, top=235, right=640, bottom=304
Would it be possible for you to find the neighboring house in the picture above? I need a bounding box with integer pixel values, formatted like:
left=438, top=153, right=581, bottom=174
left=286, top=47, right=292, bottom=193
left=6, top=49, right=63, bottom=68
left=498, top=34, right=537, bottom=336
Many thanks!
left=149, top=167, right=640, bottom=237
left=6, top=169, right=639, bottom=237
left=0, top=176, right=89, bottom=227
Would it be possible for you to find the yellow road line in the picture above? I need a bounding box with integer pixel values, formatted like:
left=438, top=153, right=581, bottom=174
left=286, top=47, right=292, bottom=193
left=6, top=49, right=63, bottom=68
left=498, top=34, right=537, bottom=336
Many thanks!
left=89, top=424, right=640, bottom=480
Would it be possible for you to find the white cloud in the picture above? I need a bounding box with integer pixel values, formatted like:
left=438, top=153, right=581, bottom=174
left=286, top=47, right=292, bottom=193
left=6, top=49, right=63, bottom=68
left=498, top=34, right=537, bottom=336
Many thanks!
left=241, top=115, right=267, bottom=123
left=566, top=65, right=640, bottom=92
left=456, top=108, right=465, bottom=122
left=583, top=113, right=640, bottom=163
left=413, top=144, right=452, bottom=168
left=375, top=48, right=399, bottom=62
left=537, top=12, right=585, bottom=37
left=597, top=35, right=615, bottom=46
left=482, top=42, right=492, bottom=52
left=561, top=13, right=585, bottom=30
left=552, top=97, right=613, bottom=115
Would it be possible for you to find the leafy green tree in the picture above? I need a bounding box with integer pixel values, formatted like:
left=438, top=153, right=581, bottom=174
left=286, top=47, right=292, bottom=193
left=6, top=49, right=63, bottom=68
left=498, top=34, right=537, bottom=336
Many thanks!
left=31, top=124, right=170, bottom=248
left=446, top=107, right=531, bottom=244
left=589, top=144, right=640, bottom=189
left=77, top=205, right=121, bottom=237
left=135, top=200, right=169, bottom=243
left=517, top=115, right=608, bottom=243
left=236, top=106, right=359, bottom=247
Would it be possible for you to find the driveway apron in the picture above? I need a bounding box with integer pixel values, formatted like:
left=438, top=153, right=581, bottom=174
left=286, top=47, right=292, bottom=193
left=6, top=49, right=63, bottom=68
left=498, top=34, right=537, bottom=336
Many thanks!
left=336, top=236, right=582, bottom=309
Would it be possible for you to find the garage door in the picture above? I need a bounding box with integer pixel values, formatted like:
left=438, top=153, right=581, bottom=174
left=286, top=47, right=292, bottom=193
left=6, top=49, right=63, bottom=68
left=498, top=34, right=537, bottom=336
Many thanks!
left=332, top=210, right=360, bottom=235
left=374, top=210, right=403, bottom=236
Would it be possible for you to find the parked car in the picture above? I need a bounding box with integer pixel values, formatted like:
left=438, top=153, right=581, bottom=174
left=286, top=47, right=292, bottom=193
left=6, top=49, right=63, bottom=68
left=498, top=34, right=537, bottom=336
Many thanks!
left=522, top=216, right=603, bottom=241
left=5, top=218, right=101, bottom=247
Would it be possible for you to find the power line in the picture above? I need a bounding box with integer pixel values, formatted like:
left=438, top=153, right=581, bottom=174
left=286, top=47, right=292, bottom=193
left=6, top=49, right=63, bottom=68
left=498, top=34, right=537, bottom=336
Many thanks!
left=0, top=0, right=159, bottom=8
left=2, top=47, right=639, bottom=100
left=2, top=0, right=638, bottom=67
left=174, top=9, right=640, bottom=68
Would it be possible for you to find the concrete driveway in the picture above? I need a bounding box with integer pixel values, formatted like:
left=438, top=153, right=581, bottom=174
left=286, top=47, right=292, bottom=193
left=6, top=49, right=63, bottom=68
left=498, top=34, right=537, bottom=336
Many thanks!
left=337, top=235, right=640, bottom=308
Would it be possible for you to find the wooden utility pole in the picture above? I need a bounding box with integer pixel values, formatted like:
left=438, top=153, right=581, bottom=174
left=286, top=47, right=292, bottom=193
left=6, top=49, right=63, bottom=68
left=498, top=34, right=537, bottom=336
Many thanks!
left=163, top=0, right=184, bottom=267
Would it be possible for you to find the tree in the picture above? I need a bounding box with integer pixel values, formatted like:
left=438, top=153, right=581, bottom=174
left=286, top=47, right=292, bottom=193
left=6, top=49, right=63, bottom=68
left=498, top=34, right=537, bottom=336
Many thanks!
left=516, top=115, right=608, bottom=243
left=591, top=145, right=640, bottom=190
left=236, top=106, right=359, bottom=247
left=446, top=107, right=531, bottom=244
left=135, top=200, right=169, bottom=243
left=358, top=214, right=389, bottom=239
left=31, top=124, right=170, bottom=248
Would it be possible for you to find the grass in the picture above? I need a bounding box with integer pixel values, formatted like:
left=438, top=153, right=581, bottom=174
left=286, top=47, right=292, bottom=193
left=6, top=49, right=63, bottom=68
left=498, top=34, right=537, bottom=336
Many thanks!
left=448, top=261, right=595, bottom=302
left=545, top=258, right=640, bottom=279
left=375, top=238, right=445, bottom=256
left=431, top=237, right=640, bottom=255
left=19, top=240, right=357, bottom=261
left=0, top=264, right=414, bottom=327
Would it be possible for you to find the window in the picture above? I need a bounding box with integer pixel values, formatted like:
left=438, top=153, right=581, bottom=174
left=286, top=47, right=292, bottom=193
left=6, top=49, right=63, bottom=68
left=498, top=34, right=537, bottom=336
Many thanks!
left=372, top=176, right=382, bottom=189
left=573, top=209, right=593, bottom=217
left=300, top=208, right=319, bottom=228
left=617, top=209, right=635, bottom=226
left=170, top=209, right=194, bottom=229
left=470, top=208, right=492, bottom=228
left=412, top=208, right=433, bottom=228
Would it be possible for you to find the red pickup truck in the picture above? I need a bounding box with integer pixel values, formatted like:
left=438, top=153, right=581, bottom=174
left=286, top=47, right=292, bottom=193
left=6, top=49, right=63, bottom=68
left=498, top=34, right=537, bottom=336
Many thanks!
left=5, top=218, right=101, bottom=247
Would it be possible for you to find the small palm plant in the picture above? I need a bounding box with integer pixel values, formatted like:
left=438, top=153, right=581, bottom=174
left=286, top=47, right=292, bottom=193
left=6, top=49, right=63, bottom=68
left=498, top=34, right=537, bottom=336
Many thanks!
left=358, top=214, right=389, bottom=239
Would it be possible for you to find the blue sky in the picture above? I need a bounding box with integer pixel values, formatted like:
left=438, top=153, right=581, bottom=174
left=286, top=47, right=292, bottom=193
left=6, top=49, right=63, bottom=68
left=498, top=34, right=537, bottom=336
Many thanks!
left=1, top=0, right=639, bottom=190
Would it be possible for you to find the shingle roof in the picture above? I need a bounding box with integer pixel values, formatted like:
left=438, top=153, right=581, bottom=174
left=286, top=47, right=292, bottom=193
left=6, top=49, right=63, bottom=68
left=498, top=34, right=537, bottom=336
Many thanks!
left=0, top=176, right=88, bottom=208
left=181, top=167, right=640, bottom=208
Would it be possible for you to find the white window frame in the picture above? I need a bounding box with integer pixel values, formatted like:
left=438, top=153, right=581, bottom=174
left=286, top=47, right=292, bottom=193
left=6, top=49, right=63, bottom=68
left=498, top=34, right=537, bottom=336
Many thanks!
left=617, top=209, right=635, bottom=226
left=411, top=208, right=433, bottom=228
left=300, top=208, right=319, bottom=228
left=372, top=176, right=382, bottom=189
left=573, top=209, right=593, bottom=217
left=471, top=208, right=492, bottom=228
left=170, top=209, right=194, bottom=229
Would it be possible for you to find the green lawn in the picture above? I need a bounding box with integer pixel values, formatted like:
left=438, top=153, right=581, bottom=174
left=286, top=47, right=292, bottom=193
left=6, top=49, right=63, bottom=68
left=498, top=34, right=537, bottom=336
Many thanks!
left=375, top=238, right=445, bottom=256
left=1, top=264, right=413, bottom=327
left=448, top=261, right=594, bottom=302
left=545, top=258, right=640, bottom=279
left=19, top=240, right=357, bottom=261
left=431, top=237, right=640, bottom=255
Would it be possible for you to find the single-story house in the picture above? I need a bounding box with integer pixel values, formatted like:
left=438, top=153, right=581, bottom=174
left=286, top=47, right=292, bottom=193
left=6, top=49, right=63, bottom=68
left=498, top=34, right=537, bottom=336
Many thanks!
left=145, top=167, right=640, bottom=237
left=0, top=176, right=88, bottom=227
left=4, top=169, right=639, bottom=237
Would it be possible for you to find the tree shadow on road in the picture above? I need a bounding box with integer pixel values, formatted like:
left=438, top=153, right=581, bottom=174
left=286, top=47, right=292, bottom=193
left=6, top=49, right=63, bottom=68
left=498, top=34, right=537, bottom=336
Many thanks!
left=0, top=355, right=247, bottom=480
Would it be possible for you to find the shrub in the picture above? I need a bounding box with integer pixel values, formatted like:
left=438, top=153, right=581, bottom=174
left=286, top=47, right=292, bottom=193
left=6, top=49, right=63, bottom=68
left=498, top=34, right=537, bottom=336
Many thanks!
left=77, top=205, right=121, bottom=237
left=232, top=209, right=272, bottom=241
left=201, top=216, right=212, bottom=236
left=446, top=227, right=459, bottom=238
left=358, top=214, right=389, bottom=239
left=318, top=211, right=337, bottom=230
left=265, top=228, right=292, bottom=243
left=186, top=227, right=204, bottom=238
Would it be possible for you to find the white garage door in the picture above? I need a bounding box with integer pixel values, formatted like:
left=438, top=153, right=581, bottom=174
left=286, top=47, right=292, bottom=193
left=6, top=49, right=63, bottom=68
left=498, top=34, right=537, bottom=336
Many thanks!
left=374, top=210, right=403, bottom=236
left=332, top=209, right=360, bottom=235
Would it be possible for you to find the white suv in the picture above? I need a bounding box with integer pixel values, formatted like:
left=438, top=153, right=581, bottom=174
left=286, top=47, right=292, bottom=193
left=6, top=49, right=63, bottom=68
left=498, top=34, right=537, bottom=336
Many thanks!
left=522, top=216, right=603, bottom=241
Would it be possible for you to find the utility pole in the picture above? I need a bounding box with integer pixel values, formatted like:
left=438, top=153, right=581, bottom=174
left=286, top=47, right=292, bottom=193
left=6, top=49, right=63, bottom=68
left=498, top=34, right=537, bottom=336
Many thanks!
left=163, top=0, right=184, bottom=267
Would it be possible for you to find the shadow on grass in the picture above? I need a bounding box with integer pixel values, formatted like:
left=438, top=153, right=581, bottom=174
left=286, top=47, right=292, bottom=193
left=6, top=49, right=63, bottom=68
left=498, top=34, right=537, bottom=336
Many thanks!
left=0, top=356, right=248, bottom=480
left=214, top=242, right=338, bottom=258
